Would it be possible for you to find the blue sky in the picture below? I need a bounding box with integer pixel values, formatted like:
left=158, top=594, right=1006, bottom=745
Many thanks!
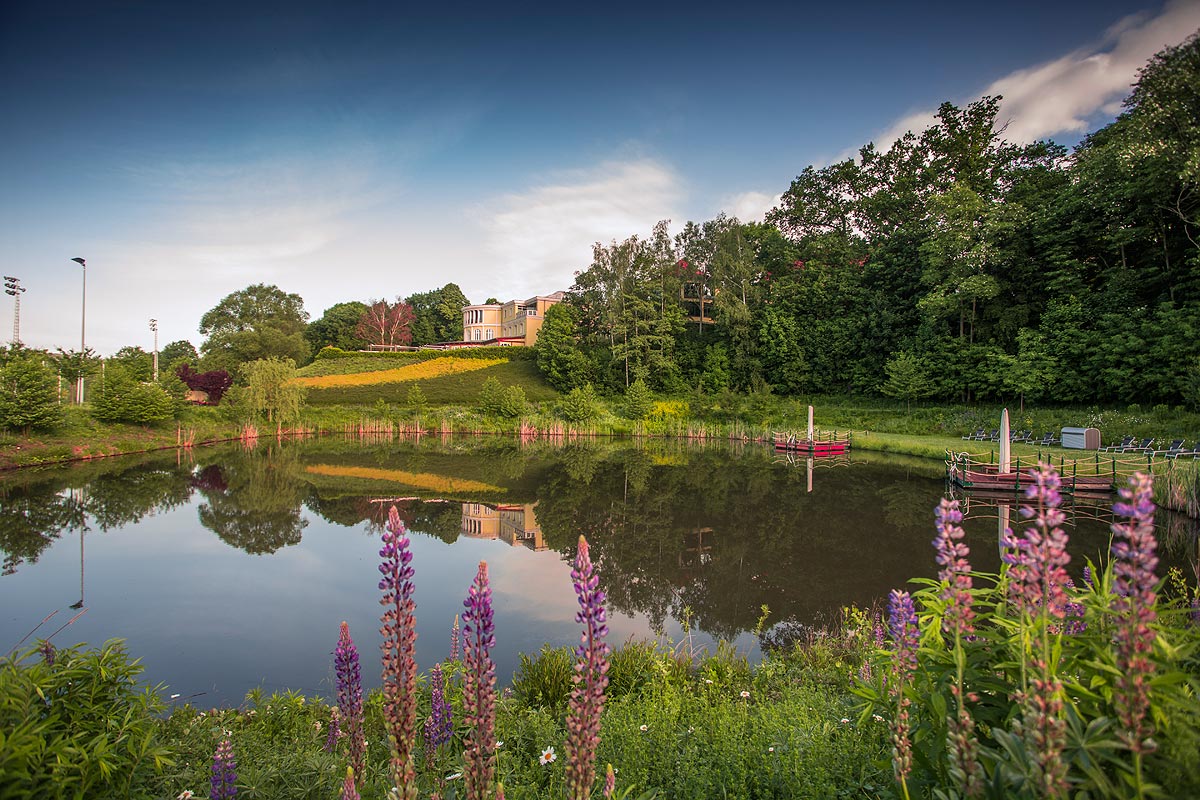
left=2, top=0, right=1198, bottom=355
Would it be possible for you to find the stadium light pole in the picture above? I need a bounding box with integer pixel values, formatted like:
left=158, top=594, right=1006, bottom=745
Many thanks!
left=3, top=276, right=24, bottom=345
left=149, top=318, right=158, bottom=381
left=71, top=257, right=86, bottom=403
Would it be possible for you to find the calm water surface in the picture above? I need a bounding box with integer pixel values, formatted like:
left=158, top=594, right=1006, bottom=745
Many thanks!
left=2, top=436, right=1195, bottom=706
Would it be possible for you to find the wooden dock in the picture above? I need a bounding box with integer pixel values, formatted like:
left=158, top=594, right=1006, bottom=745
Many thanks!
left=943, top=450, right=1168, bottom=495
left=773, top=431, right=851, bottom=456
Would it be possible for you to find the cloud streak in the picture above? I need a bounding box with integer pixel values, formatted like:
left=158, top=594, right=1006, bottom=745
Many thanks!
left=872, top=0, right=1200, bottom=148
left=479, top=159, right=684, bottom=299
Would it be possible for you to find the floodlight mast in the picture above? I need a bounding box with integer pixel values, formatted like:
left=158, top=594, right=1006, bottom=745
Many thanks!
left=3, top=275, right=25, bottom=345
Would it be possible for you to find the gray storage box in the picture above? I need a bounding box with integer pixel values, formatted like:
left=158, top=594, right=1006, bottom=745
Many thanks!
left=1061, top=426, right=1100, bottom=450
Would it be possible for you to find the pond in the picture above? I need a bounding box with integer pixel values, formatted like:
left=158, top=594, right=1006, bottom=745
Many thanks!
left=2, top=435, right=1196, bottom=706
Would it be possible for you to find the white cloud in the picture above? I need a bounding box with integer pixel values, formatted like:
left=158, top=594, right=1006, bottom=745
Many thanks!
left=871, top=0, right=1200, bottom=148
left=478, top=159, right=684, bottom=299
left=718, top=191, right=782, bottom=223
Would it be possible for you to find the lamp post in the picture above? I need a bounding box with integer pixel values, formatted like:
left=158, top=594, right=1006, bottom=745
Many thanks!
left=70, top=257, right=86, bottom=403
left=149, top=318, right=158, bottom=381
left=3, top=275, right=24, bottom=345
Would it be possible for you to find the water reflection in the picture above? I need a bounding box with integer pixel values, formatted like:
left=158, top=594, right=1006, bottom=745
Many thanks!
left=2, top=436, right=1196, bottom=703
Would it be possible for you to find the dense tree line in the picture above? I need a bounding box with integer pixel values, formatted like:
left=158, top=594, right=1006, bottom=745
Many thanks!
left=539, top=36, right=1200, bottom=407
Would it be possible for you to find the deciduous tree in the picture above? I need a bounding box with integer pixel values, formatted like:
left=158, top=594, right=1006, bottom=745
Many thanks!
left=199, top=284, right=310, bottom=372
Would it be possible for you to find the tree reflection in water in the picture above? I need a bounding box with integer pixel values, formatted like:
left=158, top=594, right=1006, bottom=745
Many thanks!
left=3, top=437, right=1195, bottom=646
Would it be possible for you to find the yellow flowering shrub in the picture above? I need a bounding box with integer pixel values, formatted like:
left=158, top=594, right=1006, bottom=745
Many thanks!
left=647, top=400, right=689, bottom=421
left=305, top=464, right=502, bottom=494
left=294, top=357, right=506, bottom=389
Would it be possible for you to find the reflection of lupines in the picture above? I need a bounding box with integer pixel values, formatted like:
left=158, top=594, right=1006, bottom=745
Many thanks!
left=211, top=738, right=237, bottom=800
left=933, top=499, right=981, bottom=797
left=451, top=614, right=460, bottom=661
left=335, top=622, right=365, bottom=779
left=341, top=766, right=360, bottom=800
left=380, top=506, right=419, bottom=800
left=1110, top=472, right=1159, bottom=759
left=424, top=662, right=453, bottom=765
left=462, top=560, right=497, bottom=800
left=887, top=589, right=918, bottom=798
left=565, top=535, right=610, bottom=800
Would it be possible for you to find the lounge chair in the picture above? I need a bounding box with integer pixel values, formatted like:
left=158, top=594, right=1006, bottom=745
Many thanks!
left=1101, top=436, right=1135, bottom=452
left=984, top=429, right=1001, bottom=441
left=1011, top=429, right=1032, bottom=443
left=1035, top=432, right=1060, bottom=446
left=1150, top=439, right=1186, bottom=456
left=1165, top=442, right=1200, bottom=460
left=1119, top=438, right=1155, bottom=452
left=962, top=429, right=985, bottom=441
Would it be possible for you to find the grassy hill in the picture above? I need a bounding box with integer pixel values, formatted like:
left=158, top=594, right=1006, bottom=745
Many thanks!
left=296, top=350, right=560, bottom=406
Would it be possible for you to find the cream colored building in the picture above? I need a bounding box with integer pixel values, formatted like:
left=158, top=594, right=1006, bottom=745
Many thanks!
left=460, top=502, right=546, bottom=551
left=461, top=291, right=564, bottom=346
left=462, top=304, right=502, bottom=343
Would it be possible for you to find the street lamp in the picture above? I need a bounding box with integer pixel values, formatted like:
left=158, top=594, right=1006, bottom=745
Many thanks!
left=149, top=318, right=158, bottom=381
left=3, top=275, right=24, bottom=345
left=70, top=257, right=86, bottom=403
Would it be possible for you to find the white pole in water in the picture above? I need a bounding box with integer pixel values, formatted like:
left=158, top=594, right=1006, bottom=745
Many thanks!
left=808, top=405, right=814, bottom=443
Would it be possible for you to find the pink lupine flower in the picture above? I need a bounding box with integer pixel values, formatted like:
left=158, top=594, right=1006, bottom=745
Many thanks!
left=462, top=561, right=497, bottom=800
left=565, top=535, right=610, bottom=800
left=380, top=506, right=419, bottom=799
left=1110, top=472, right=1159, bottom=756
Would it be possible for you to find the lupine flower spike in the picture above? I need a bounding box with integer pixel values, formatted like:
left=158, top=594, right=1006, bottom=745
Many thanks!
left=424, top=662, right=453, bottom=767
left=210, top=738, right=237, bottom=800
left=887, top=589, right=919, bottom=800
left=463, top=560, right=498, bottom=800
left=341, top=766, right=361, bottom=800
left=335, top=622, right=365, bottom=780
left=451, top=613, right=461, bottom=661
left=933, top=499, right=982, bottom=797
left=380, top=506, right=419, bottom=800
left=565, top=535, right=610, bottom=800
left=324, top=705, right=342, bottom=753
left=604, top=763, right=616, bottom=799
left=1007, top=464, right=1070, bottom=799
left=1110, top=472, right=1159, bottom=771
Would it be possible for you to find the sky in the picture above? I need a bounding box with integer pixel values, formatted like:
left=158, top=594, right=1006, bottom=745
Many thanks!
left=2, top=0, right=1198, bottom=356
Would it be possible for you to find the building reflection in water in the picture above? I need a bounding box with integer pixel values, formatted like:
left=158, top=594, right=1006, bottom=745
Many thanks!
left=461, top=502, right=546, bottom=551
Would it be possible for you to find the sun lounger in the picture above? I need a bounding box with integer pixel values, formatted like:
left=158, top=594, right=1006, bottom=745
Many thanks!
left=1165, top=442, right=1200, bottom=460
left=1119, top=438, right=1155, bottom=452
left=1101, top=436, right=1135, bottom=452
left=1150, top=439, right=1186, bottom=456
left=962, top=429, right=985, bottom=440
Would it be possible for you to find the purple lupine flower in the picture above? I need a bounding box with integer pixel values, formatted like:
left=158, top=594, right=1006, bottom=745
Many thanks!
left=324, top=706, right=342, bottom=754
left=462, top=560, right=497, bottom=800
left=210, top=738, right=237, bottom=800
left=1110, top=472, right=1159, bottom=756
left=335, top=622, right=365, bottom=779
left=934, top=498, right=975, bottom=637
left=450, top=613, right=461, bottom=662
left=1191, top=595, right=1200, bottom=627
left=1005, top=464, right=1071, bottom=797
left=38, top=640, right=56, bottom=666
left=565, top=535, right=611, bottom=800
left=1081, top=565, right=1094, bottom=589
left=887, top=589, right=919, bottom=792
left=1005, top=464, right=1072, bottom=619
left=933, top=499, right=982, bottom=796
left=380, top=506, right=419, bottom=799
left=341, top=766, right=360, bottom=800
left=424, top=662, right=453, bottom=764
